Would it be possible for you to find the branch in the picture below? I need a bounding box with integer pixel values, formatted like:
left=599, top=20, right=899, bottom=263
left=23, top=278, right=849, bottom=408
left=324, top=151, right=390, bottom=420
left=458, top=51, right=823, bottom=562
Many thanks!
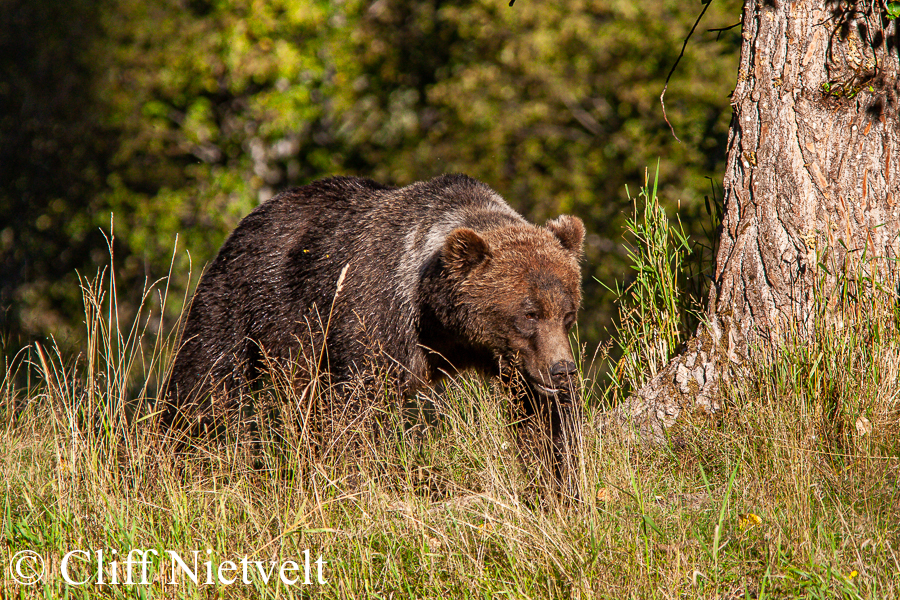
left=660, top=0, right=715, bottom=143
left=708, top=21, right=741, bottom=41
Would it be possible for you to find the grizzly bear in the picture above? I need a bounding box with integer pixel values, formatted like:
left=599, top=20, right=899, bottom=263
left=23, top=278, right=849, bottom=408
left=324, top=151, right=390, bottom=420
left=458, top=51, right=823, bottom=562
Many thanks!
left=161, top=174, right=584, bottom=487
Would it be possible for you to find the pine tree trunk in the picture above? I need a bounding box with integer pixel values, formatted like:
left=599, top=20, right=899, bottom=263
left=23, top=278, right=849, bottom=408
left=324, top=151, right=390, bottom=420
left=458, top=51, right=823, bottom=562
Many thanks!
left=619, top=0, right=900, bottom=440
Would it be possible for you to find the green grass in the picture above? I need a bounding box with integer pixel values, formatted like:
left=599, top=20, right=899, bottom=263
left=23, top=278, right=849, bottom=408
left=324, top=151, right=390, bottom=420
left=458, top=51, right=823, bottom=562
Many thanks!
left=607, top=164, right=699, bottom=399
left=2, top=203, right=899, bottom=598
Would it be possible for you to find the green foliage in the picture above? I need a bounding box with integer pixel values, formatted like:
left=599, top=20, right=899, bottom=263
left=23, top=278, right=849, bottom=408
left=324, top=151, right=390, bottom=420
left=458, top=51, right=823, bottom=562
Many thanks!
left=821, top=80, right=864, bottom=99
left=1, top=0, right=742, bottom=351
left=886, top=2, right=900, bottom=20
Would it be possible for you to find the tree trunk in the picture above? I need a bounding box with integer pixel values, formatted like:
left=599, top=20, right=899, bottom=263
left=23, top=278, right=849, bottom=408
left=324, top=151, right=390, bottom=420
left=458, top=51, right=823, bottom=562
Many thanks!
left=620, top=0, right=900, bottom=439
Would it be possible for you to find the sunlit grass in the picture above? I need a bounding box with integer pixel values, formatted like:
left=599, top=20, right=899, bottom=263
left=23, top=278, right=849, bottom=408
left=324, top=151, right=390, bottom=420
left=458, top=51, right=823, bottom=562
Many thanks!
left=2, top=219, right=899, bottom=599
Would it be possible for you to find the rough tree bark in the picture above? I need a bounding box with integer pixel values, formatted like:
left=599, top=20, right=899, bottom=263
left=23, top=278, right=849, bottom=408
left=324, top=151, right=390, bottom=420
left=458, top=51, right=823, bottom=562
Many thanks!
left=621, top=0, right=900, bottom=439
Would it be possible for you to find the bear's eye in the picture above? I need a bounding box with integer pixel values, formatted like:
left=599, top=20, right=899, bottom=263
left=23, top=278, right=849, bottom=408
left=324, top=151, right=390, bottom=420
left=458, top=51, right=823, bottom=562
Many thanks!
left=524, top=311, right=539, bottom=322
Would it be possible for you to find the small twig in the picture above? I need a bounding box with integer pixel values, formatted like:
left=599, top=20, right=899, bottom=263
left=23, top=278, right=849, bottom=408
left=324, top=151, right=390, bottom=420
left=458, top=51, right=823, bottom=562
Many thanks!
left=660, top=0, right=715, bottom=143
left=708, top=21, right=741, bottom=41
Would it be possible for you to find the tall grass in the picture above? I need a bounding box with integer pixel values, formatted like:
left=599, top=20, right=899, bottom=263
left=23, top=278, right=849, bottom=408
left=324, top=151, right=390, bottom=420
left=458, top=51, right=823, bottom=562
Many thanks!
left=2, top=193, right=899, bottom=598
left=607, top=164, right=701, bottom=397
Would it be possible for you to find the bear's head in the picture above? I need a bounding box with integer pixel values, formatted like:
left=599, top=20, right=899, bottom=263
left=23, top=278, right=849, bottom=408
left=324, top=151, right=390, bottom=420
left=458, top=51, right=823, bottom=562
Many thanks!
left=444, top=215, right=585, bottom=399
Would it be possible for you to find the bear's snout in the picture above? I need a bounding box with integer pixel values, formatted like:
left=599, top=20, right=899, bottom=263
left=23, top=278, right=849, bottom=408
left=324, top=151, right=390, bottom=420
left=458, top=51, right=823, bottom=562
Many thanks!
left=548, top=359, right=579, bottom=395
left=549, top=360, right=577, bottom=384
left=524, top=356, right=579, bottom=398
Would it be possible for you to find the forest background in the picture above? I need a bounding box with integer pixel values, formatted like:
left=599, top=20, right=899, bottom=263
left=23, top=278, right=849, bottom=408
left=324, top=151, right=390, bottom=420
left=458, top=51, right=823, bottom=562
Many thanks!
left=0, top=0, right=742, bottom=356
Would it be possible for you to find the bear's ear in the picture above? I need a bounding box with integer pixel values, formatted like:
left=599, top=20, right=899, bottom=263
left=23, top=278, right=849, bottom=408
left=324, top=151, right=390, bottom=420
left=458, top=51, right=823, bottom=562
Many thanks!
left=444, top=228, right=492, bottom=274
left=545, top=215, right=585, bottom=256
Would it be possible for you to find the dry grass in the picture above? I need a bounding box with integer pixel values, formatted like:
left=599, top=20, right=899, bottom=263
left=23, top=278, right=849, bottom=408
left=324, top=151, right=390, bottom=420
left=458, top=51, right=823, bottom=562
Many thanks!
left=2, top=227, right=899, bottom=599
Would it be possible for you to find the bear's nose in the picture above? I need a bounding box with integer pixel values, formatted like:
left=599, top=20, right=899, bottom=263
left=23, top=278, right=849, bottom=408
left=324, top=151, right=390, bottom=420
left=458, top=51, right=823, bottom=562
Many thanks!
left=549, top=360, right=577, bottom=385
left=550, top=360, right=577, bottom=377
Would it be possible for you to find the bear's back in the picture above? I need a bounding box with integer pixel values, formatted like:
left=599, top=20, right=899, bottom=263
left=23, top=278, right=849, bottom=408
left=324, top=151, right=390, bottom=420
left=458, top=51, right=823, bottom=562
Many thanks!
left=267, top=173, right=520, bottom=232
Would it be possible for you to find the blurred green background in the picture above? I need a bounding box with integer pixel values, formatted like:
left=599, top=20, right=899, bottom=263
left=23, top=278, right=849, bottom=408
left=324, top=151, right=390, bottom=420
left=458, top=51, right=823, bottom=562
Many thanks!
left=0, top=0, right=740, bottom=355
